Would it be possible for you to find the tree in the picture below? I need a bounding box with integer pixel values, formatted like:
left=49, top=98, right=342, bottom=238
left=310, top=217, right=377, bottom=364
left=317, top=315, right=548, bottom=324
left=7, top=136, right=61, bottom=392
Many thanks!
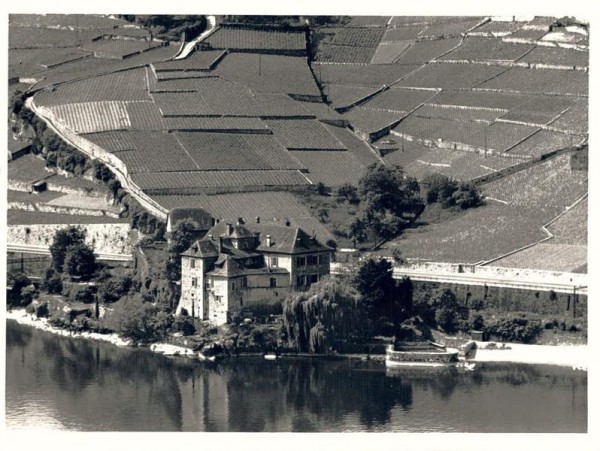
left=64, top=243, right=97, bottom=279
left=354, top=258, right=396, bottom=324
left=412, top=287, right=467, bottom=332
left=282, top=276, right=368, bottom=353
left=422, top=173, right=458, bottom=206
left=356, top=164, right=424, bottom=242
left=108, top=179, right=121, bottom=201
left=452, top=182, right=483, bottom=209
left=165, top=219, right=203, bottom=281
left=50, top=227, right=87, bottom=273
left=422, top=174, right=483, bottom=210
left=348, top=217, right=367, bottom=247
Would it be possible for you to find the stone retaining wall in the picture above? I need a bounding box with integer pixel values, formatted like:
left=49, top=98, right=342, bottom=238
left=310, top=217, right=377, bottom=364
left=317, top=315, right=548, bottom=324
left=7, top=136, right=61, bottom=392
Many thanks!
left=8, top=222, right=133, bottom=257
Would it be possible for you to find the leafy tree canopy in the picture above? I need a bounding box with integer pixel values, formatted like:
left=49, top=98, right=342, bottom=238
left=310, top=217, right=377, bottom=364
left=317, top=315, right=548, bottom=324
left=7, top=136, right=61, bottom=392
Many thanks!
left=50, top=227, right=87, bottom=273
left=64, top=243, right=97, bottom=279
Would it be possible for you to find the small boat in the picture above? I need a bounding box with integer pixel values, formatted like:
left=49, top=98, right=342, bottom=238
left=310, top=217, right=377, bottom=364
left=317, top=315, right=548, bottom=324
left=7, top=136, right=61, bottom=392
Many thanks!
left=264, top=353, right=279, bottom=361
left=197, top=352, right=222, bottom=362
left=385, top=344, right=459, bottom=368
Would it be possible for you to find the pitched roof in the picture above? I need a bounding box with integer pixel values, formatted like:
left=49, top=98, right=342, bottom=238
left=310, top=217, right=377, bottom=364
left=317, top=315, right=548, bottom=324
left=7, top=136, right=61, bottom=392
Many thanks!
left=200, top=221, right=331, bottom=254
left=181, top=239, right=219, bottom=258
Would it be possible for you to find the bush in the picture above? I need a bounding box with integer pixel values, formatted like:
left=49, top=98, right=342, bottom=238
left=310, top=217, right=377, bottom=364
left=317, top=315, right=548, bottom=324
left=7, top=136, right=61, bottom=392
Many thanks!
left=336, top=183, right=359, bottom=204
left=43, top=268, right=63, bottom=294
left=486, top=317, right=543, bottom=344
left=116, top=298, right=173, bottom=343
left=36, top=303, right=50, bottom=318
left=316, top=182, right=327, bottom=196
left=172, top=315, right=196, bottom=336
left=471, top=314, right=485, bottom=331
left=8, top=274, right=34, bottom=307
left=20, top=285, right=38, bottom=306
left=75, top=286, right=96, bottom=304
left=435, top=307, right=458, bottom=333
left=97, top=275, right=134, bottom=303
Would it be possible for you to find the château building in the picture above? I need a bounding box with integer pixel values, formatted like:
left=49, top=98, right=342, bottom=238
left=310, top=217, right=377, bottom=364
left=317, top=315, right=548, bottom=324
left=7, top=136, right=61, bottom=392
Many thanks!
left=178, top=217, right=333, bottom=325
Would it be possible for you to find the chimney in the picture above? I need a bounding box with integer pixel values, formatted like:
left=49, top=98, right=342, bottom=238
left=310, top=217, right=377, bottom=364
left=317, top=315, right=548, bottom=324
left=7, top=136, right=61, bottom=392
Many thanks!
left=218, top=236, right=224, bottom=253
left=208, top=234, right=213, bottom=241
left=285, top=219, right=291, bottom=226
left=226, top=223, right=233, bottom=235
left=255, top=216, right=260, bottom=224
left=237, top=217, right=244, bottom=225
left=266, top=235, right=271, bottom=247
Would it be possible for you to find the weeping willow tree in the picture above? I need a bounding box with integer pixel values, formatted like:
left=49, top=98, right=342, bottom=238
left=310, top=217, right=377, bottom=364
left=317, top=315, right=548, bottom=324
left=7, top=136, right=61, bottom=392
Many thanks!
left=282, top=276, right=369, bottom=353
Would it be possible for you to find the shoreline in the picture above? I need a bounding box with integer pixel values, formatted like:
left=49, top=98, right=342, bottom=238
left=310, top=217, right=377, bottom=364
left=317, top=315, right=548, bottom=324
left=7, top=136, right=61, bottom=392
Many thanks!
left=5, top=309, right=588, bottom=369
left=469, top=341, right=588, bottom=370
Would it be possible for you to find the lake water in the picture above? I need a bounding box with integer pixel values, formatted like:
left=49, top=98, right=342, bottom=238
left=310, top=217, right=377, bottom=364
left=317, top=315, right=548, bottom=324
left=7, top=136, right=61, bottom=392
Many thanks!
left=5, top=320, right=587, bottom=432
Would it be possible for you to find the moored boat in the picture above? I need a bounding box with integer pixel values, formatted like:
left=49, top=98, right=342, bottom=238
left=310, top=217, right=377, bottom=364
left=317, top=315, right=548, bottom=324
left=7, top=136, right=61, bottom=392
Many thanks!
left=385, top=343, right=459, bottom=367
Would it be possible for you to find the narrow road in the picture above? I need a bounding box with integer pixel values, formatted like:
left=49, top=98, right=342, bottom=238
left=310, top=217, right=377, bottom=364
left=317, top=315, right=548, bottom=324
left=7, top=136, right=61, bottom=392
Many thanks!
left=174, top=15, right=217, bottom=60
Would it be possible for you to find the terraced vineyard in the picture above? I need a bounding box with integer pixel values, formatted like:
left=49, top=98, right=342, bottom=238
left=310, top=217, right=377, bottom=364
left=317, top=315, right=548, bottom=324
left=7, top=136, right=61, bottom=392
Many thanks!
left=384, top=145, right=520, bottom=181
left=488, top=243, right=587, bottom=272
left=263, top=119, right=346, bottom=150
left=48, top=101, right=133, bottom=133
left=389, top=203, right=563, bottom=264
left=214, top=53, right=321, bottom=97
left=289, top=150, right=366, bottom=186
left=204, top=26, right=306, bottom=52
left=482, top=154, right=588, bottom=208
left=8, top=14, right=588, bottom=272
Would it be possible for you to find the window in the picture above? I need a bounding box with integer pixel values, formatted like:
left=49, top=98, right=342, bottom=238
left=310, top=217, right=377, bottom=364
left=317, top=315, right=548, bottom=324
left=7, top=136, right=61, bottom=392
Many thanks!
left=215, top=295, right=222, bottom=303
left=307, top=255, right=318, bottom=266
left=191, top=277, right=197, bottom=287
left=296, top=256, right=306, bottom=267
left=241, top=277, right=248, bottom=288
left=318, top=255, right=325, bottom=265
left=270, top=277, right=277, bottom=288
left=310, top=274, right=318, bottom=284
left=297, top=275, right=307, bottom=287
left=190, top=259, right=195, bottom=269
left=271, top=257, right=278, bottom=267
left=231, top=282, right=235, bottom=290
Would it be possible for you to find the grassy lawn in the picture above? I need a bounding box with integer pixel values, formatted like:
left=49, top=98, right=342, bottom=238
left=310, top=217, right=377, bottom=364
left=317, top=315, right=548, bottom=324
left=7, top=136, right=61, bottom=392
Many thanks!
left=293, top=191, right=377, bottom=249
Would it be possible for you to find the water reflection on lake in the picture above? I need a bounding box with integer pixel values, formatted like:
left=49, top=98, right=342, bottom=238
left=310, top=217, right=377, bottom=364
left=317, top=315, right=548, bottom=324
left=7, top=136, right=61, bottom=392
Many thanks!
left=5, top=321, right=587, bottom=432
